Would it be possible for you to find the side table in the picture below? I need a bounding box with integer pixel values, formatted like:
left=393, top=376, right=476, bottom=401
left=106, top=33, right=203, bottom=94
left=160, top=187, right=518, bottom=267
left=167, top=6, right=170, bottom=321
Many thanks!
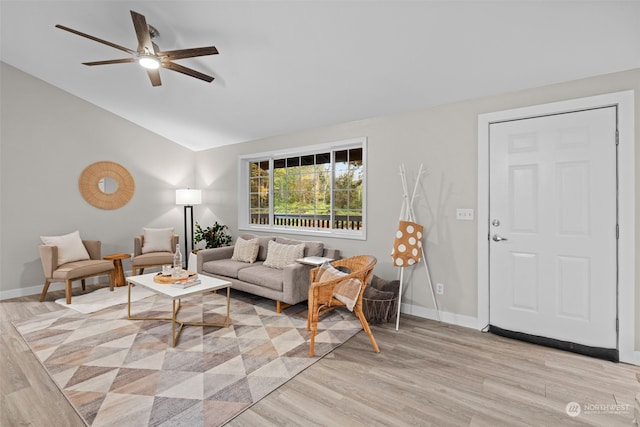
left=103, top=253, right=131, bottom=287
left=296, top=256, right=334, bottom=266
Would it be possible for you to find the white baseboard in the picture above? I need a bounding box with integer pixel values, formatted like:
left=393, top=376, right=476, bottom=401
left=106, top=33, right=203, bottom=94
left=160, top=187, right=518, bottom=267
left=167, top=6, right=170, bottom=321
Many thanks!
left=399, top=302, right=483, bottom=330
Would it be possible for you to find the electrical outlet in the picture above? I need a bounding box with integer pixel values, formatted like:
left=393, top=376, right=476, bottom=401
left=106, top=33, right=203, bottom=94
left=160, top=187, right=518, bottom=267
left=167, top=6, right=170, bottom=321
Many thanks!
left=456, top=208, right=474, bottom=220
left=436, top=283, right=444, bottom=295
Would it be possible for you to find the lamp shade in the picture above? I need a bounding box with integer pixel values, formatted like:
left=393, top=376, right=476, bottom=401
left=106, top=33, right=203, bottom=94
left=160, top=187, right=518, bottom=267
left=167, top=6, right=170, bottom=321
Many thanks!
left=176, top=189, right=202, bottom=205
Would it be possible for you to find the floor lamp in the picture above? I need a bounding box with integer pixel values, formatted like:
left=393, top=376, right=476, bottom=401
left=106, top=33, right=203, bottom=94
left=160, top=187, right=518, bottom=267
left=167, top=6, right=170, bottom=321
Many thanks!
left=175, top=188, right=202, bottom=266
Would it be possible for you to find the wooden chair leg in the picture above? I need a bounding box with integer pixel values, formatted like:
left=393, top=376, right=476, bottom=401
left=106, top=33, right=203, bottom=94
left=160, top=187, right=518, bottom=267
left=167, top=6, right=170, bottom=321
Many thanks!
left=65, top=280, right=73, bottom=305
left=309, top=325, right=317, bottom=357
left=109, top=271, right=115, bottom=292
left=39, top=279, right=51, bottom=302
left=309, top=306, right=321, bottom=357
left=81, top=279, right=86, bottom=291
left=354, top=307, right=380, bottom=353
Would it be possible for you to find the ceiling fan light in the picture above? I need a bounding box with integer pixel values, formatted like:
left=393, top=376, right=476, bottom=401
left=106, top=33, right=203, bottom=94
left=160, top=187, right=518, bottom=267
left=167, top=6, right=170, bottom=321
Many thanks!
left=138, top=56, right=160, bottom=69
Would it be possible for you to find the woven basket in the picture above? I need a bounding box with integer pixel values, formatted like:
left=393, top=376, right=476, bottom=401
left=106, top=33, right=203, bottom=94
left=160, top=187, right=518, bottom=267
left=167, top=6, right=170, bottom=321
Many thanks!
left=363, top=295, right=398, bottom=324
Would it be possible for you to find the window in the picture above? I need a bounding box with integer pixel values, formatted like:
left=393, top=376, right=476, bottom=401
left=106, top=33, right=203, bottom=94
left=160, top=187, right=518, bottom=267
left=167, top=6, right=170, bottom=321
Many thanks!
left=239, top=138, right=366, bottom=239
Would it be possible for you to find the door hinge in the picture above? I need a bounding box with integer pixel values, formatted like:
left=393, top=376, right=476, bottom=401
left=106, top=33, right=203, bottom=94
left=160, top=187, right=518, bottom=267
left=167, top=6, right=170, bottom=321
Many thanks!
left=616, top=224, right=619, bottom=239
left=616, top=129, right=619, bottom=145
left=616, top=318, right=619, bottom=332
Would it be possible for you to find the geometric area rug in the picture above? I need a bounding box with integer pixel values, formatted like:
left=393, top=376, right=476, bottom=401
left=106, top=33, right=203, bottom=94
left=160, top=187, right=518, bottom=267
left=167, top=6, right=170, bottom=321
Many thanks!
left=12, top=290, right=362, bottom=426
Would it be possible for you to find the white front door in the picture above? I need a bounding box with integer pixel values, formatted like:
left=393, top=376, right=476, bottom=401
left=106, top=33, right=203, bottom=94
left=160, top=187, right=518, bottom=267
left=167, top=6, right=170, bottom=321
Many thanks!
left=489, top=107, right=617, bottom=349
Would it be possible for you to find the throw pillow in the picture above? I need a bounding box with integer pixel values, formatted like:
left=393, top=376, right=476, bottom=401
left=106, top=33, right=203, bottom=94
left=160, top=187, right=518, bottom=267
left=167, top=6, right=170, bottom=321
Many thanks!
left=142, top=227, right=173, bottom=253
left=314, top=261, right=362, bottom=312
left=363, top=286, right=395, bottom=301
left=315, top=260, right=346, bottom=282
left=370, top=275, right=401, bottom=298
left=333, top=278, right=363, bottom=311
left=231, top=237, right=260, bottom=263
left=40, top=230, right=90, bottom=266
left=263, top=240, right=305, bottom=269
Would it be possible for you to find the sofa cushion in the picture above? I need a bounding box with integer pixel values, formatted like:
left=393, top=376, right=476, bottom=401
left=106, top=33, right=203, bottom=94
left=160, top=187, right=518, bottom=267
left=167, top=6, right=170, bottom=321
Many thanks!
left=40, top=230, right=90, bottom=266
left=263, top=240, right=305, bottom=269
left=231, top=237, right=260, bottom=263
left=275, top=237, right=324, bottom=257
left=52, top=259, right=114, bottom=280
left=237, top=265, right=284, bottom=291
left=202, top=259, right=258, bottom=279
left=132, top=251, right=173, bottom=266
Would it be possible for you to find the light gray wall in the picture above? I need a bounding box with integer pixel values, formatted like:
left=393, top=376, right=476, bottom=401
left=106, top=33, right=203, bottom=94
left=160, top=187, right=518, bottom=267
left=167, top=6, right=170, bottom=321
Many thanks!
left=195, top=68, right=640, bottom=347
left=2, top=61, right=638, bottom=351
left=0, top=62, right=196, bottom=298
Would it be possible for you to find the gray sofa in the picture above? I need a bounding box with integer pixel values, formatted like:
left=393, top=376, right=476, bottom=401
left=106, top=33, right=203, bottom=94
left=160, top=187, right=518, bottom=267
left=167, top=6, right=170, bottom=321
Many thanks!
left=197, top=233, right=340, bottom=313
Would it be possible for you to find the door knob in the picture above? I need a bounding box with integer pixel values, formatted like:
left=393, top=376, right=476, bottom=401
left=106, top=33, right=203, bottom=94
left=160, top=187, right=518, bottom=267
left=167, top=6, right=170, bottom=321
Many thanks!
left=492, top=234, right=508, bottom=242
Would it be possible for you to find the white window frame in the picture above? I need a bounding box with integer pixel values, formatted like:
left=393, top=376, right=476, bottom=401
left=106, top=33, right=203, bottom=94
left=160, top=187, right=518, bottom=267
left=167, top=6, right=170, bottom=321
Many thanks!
left=238, top=137, right=367, bottom=240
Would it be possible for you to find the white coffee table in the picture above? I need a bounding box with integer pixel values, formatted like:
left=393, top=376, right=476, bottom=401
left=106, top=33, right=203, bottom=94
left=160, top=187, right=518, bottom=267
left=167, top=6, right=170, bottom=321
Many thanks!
left=126, top=272, right=232, bottom=347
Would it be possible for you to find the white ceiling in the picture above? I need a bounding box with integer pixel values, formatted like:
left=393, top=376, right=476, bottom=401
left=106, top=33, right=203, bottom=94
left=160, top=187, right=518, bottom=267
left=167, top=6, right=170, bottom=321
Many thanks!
left=2, top=1, right=639, bottom=151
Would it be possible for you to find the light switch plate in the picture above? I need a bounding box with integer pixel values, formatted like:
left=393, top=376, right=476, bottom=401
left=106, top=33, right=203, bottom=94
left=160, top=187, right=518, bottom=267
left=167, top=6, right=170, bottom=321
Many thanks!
left=456, top=208, right=474, bottom=220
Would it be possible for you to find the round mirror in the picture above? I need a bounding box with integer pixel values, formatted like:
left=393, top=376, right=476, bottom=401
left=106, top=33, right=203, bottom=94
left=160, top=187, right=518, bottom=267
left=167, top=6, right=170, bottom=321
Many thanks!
left=79, top=161, right=135, bottom=210
left=99, top=177, right=118, bottom=194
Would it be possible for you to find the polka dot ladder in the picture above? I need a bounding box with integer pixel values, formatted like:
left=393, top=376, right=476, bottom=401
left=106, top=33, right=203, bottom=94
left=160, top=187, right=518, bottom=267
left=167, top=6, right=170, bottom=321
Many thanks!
left=391, top=220, right=424, bottom=267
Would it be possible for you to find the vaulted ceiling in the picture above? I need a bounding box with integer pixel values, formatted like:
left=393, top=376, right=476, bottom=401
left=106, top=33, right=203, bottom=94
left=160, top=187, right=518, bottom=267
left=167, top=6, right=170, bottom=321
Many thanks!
left=2, top=1, right=639, bottom=151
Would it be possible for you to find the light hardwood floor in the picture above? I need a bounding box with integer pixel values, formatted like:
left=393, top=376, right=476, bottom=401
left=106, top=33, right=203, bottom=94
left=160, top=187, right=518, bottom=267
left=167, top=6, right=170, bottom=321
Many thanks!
left=2, top=284, right=638, bottom=426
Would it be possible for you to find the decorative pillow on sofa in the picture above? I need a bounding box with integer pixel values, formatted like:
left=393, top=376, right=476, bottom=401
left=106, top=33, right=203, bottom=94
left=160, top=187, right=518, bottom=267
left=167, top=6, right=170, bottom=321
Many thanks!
left=40, top=230, right=90, bottom=266
left=315, top=261, right=362, bottom=311
left=231, top=237, right=260, bottom=263
left=142, top=227, right=173, bottom=253
left=263, top=240, right=305, bottom=269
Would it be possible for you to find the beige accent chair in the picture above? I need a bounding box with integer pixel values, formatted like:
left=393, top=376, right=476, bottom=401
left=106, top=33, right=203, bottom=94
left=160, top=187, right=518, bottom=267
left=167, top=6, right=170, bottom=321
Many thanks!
left=39, top=240, right=115, bottom=304
left=131, top=234, right=180, bottom=275
left=307, top=255, right=379, bottom=357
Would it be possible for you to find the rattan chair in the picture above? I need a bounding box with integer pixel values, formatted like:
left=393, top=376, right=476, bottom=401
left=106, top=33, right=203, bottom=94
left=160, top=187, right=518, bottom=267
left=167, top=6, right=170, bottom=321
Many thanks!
left=307, top=255, right=379, bottom=357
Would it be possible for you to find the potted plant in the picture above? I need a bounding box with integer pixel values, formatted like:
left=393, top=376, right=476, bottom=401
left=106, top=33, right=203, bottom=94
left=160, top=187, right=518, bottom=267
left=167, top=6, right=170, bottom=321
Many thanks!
left=194, top=221, right=233, bottom=249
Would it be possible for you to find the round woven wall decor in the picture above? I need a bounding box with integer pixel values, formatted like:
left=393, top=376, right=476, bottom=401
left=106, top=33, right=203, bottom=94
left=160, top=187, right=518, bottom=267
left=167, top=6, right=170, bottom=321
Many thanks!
left=78, top=161, right=135, bottom=210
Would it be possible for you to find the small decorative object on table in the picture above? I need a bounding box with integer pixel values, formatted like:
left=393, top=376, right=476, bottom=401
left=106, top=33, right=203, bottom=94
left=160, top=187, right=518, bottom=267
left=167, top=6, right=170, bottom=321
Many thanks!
left=162, top=265, right=172, bottom=276
left=153, top=270, right=197, bottom=284
left=172, top=244, right=183, bottom=275
left=172, top=277, right=201, bottom=289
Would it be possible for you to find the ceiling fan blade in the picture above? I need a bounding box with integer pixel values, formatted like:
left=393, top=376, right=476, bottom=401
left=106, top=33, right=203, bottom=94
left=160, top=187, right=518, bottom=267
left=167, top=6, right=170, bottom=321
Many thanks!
left=130, top=10, right=155, bottom=54
left=147, top=68, right=162, bottom=87
left=83, top=58, right=136, bottom=66
left=157, top=46, right=219, bottom=60
left=162, top=62, right=214, bottom=83
left=55, top=24, right=135, bottom=55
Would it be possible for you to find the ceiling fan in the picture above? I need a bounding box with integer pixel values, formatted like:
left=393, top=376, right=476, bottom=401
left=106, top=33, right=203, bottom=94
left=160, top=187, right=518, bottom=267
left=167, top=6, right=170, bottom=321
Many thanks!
left=56, top=10, right=218, bottom=87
